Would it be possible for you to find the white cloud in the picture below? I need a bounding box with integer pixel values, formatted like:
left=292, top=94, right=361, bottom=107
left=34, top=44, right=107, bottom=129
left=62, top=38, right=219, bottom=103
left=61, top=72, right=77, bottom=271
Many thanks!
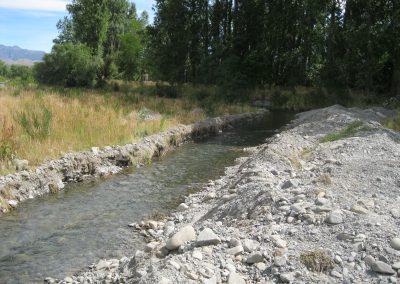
left=0, top=0, right=68, bottom=11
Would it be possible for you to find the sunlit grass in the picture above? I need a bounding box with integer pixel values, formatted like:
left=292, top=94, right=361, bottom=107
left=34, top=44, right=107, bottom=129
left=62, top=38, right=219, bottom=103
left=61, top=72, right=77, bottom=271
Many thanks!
left=0, top=84, right=254, bottom=173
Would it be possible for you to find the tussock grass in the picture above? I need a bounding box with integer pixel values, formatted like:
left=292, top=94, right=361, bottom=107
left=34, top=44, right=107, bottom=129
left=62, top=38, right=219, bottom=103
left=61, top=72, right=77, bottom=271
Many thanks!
left=300, top=250, right=335, bottom=272
left=320, top=121, right=369, bottom=143
left=0, top=84, right=253, bottom=173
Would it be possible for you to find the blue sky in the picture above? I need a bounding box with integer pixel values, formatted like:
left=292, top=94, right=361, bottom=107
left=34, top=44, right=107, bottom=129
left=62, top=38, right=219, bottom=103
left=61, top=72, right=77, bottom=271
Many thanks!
left=0, top=0, right=154, bottom=52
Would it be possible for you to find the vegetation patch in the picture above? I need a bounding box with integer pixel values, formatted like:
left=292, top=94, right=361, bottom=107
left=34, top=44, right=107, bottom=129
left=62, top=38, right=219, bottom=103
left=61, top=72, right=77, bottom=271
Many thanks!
left=300, top=250, right=335, bottom=272
left=147, top=210, right=167, bottom=221
left=384, top=112, right=400, bottom=132
left=320, top=121, right=371, bottom=143
left=0, top=85, right=253, bottom=173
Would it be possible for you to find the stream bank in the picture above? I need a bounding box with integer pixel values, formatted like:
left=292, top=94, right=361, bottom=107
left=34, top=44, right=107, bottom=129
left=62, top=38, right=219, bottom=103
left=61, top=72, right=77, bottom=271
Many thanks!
left=59, top=105, right=400, bottom=284
left=0, top=111, right=266, bottom=215
left=0, top=111, right=294, bottom=283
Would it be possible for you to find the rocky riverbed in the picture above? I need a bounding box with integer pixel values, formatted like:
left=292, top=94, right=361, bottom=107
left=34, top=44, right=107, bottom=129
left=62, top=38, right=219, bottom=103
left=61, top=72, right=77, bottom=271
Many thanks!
left=50, top=105, right=400, bottom=284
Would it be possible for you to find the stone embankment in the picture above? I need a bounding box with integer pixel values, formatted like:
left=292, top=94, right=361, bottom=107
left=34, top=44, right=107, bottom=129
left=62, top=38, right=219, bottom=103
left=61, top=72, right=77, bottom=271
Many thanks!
left=0, top=111, right=265, bottom=214
left=53, top=105, right=400, bottom=283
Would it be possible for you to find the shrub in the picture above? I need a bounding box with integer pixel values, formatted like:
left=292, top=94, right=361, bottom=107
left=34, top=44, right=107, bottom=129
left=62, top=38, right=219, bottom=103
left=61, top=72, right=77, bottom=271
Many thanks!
left=0, top=61, right=9, bottom=77
left=34, top=43, right=102, bottom=87
left=8, top=65, right=33, bottom=81
left=16, top=107, right=53, bottom=140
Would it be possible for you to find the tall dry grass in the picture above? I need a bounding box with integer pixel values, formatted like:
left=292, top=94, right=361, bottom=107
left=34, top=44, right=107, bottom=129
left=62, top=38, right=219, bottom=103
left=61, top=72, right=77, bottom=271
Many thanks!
left=0, top=85, right=253, bottom=173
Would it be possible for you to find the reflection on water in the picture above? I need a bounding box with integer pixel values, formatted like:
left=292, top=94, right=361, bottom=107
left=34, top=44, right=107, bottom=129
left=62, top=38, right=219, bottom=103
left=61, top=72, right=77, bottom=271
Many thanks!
left=0, top=111, right=293, bottom=283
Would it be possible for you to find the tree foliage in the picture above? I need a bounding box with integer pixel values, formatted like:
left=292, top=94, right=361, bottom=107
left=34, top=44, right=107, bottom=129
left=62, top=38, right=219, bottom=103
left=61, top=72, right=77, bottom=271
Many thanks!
left=148, top=0, right=400, bottom=98
left=38, top=0, right=149, bottom=86
left=34, top=43, right=102, bottom=87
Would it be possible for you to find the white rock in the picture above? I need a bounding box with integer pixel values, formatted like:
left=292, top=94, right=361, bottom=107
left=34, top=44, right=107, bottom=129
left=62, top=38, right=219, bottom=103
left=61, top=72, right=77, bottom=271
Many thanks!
left=371, top=261, right=396, bottom=275
left=13, top=159, right=29, bottom=171
left=165, top=225, right=196, bottom=250
left=390, top=237, right=400, bottom=250
left=7, top=200, right=18, bottom=207
left=274, top=238, right=287, bottom=248
left=351, top=204, right=369, bottom=214
left=243, top=239, right=260, bottom=252
left=177, top=203, right=189, bottom=211
left=192, top=250, right=203, bottom=260
left=145, top=242, right=159, bottom=252
left=168, top=260, right=181, bottom=270
left=256, top=262, right=267, bottom=271
left=392, top=262, right=400, bottom=270
left=227, top=245, right=244, bottom=256
left=95, top=259, right=110, bottom=270
left=390, top=208, right=400, bottom=218
left=227, top=272, right=246, bottom=284
left=326, top=210, right=343, bottom=224
left=196, top=228, right=220, bottom=247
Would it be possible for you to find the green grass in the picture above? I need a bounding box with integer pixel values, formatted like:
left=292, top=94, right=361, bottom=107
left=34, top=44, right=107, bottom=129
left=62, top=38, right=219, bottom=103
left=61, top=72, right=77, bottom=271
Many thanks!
left=384, top=112, right=400, bottom=132
left=320, top=121, right=371, bottom=143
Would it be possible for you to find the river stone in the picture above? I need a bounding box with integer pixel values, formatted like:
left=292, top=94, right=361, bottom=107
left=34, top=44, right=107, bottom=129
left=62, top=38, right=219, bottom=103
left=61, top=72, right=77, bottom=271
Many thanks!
left=351, top=204, right=369, bottom=214
left=192, top=250, right=203, bottom=260
left=196, top=228, right=220, bottom=247
left=243, top=239, right=260, bottom=252
left=227, top=245, right=244, bottom=256
left=371, top=261, right=396, bottom=275
left=95, top=259, right=111, bottom=270
left=281, top=180, right=294, bottom=189
left=392, top=262, right=400, bottom=270
left=227, top=272, right=246, bottom=284
left=229, top=238, right=241, bottom=247
left=145, top=242, right=159, bottom=252
left=390, top=238, right=400, bottom=250
left=7, top=200, right=18, bottom=207
left=246, top=253, right=264, bottom=264
left=166, top=225, right=196, bottom=250
left=364, top=255, right=375, bottom=267
left=326, top=210, right=343, bottom=224
left=13, top=159, right=29, bottom=171
left=177, top=203, right=189, bottom=211
left=390, top=208, right=400, bottom=218
left=316, top=197, right=330, bottom=206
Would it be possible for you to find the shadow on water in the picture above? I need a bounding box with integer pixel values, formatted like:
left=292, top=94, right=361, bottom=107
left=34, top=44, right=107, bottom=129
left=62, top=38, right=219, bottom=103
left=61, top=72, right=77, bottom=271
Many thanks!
left=0, top=111, right=294, bottom=283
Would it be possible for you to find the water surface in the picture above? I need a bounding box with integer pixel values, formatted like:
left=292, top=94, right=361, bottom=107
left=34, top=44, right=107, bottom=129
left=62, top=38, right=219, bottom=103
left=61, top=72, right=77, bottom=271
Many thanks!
left=0, top=112, right=293, bottom=283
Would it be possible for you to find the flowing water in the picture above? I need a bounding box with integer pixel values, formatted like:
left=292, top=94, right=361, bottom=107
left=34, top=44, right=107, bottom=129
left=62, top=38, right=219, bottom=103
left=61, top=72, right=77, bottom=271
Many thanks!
left=0, top=112, right=293, bottom=284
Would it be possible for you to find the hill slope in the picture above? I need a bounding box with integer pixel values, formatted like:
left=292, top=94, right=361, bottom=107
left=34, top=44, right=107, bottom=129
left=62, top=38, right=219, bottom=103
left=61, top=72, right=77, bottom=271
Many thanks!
left=0, top=44, right=45, bottom=65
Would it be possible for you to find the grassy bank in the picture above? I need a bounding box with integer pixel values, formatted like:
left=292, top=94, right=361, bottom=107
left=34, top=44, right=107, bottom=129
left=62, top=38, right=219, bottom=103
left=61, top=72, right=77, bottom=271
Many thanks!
left=0, top=83, right=253, bottom=174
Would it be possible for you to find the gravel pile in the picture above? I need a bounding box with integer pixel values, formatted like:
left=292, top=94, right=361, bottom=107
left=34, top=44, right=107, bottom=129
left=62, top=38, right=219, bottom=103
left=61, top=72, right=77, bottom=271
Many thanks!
left=51, top=105, right=400, bottom=284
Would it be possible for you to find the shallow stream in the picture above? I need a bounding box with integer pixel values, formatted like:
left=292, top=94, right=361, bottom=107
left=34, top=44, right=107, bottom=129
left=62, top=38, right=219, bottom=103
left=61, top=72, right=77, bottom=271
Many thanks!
left=0, top=111, right=293, bottom=283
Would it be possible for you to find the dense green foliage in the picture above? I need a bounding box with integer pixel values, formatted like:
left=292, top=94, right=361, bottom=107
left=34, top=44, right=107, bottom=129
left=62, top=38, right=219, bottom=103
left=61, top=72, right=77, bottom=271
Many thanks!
left=0, top=61, right=33, bottom=82
left=36, top=0, right=148, bottom=86
left=31, top=0, right=400, bottom=105
left=34, top=43, right=101, bottom=87
left=148, top=0, right=400, bottom=99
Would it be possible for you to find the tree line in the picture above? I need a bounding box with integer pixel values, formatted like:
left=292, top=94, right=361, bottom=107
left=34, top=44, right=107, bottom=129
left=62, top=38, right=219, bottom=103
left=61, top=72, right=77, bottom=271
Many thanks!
left=34, top=0, right=399, bottom=99
left=35, top=0, right=148, bottom=87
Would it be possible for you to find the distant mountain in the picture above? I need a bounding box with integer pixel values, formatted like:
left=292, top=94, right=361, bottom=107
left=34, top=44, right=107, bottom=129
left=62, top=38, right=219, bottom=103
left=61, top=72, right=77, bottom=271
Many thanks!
left=0, top=44, right=46, bottom=65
